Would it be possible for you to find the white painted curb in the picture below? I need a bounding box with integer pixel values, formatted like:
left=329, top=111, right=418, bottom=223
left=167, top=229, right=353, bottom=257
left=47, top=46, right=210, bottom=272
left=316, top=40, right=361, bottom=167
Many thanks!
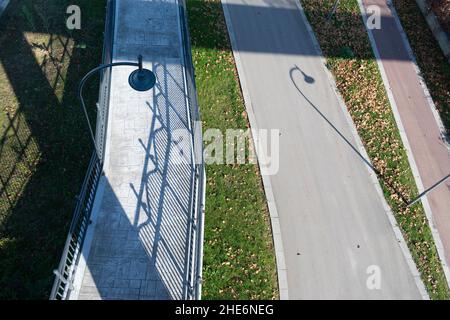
left=295, top=0, right=429, bottom=300
left=357, top=0, right=450, bottom=293
left=221, top=0, right=289, bottom=300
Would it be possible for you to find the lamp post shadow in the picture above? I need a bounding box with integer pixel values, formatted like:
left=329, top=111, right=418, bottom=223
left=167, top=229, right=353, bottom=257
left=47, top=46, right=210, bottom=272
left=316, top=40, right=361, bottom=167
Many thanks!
left=289, top=65, right=410, bottom=205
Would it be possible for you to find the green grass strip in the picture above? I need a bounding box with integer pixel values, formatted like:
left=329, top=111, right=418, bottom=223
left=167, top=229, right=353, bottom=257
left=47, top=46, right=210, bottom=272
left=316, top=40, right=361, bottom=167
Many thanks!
left=186, top=0, right=278, bottom=299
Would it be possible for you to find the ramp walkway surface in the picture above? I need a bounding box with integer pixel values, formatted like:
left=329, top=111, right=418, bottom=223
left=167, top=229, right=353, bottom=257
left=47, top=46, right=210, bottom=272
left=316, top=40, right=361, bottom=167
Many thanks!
left=69, top=0, right=197, bottom=300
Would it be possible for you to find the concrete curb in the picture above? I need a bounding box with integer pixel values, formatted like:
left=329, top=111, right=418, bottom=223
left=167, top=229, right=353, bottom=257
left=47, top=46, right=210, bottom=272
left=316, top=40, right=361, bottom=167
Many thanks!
left=295, top=0, right=429, bottom=299
left=221, top=0, right=289, bottom=300
left=414, top=0, right=450, bottom=61
left=0, top=0, right=9, bottom=18
left=357, top=0, right=450, bottom=293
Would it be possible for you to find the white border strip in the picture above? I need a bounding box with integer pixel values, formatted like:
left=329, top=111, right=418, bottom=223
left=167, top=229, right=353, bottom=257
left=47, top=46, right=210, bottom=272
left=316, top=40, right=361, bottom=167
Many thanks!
left=357, top=0, right=450, bottom=292
left=295, top=0, right=429, bottom=299
left=221, top=0, right=289, bottom=300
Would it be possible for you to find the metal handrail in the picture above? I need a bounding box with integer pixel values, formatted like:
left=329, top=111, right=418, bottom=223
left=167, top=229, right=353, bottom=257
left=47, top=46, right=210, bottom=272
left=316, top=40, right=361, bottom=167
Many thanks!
left=50, top=151, right=102, bottom=299
left=179, top=0, right=205, bottom=300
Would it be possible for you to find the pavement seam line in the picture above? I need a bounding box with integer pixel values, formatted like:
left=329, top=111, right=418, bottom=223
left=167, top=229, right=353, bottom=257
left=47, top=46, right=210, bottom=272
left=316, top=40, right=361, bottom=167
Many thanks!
left=296, top=0, right=429, bottom=299
left=357, top=0, right=450, bottom=290
left=221, top=0, right=289, bottom=300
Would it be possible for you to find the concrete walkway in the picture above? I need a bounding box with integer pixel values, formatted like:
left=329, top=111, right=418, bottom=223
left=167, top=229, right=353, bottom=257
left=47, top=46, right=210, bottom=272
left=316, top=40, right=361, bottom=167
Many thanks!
left=222, top=0, right=425, bottom=299
left=361, top=0, right=450, bottom=282
left=70, top=0, right=196, bottom=300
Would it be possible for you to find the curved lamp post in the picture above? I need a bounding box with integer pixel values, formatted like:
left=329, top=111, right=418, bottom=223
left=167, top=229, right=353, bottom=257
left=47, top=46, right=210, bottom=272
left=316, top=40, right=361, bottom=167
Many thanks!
left=79, top=55, right=156, bottom=157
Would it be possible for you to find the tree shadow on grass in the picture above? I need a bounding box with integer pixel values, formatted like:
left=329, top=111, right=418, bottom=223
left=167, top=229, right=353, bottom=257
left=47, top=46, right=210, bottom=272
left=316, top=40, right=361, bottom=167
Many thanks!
left=189, top=0, right=414, bottom=61
left=0, top=0, right=106, bottom=299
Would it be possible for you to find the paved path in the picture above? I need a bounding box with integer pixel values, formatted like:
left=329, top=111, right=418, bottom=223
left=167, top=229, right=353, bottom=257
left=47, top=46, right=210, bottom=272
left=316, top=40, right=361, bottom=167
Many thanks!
left=222, top=0, right=424, bottom=299
left=70, top=0, right=196, bottom=300
left=361, top=0, right=450, bottom=280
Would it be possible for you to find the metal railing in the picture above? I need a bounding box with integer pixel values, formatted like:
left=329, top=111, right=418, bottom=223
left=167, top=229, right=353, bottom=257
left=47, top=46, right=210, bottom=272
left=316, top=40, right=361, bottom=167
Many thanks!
left=50, top=0, right=205, bottom=300
left=49, top=0, right=116, bottom=300
left=179, top=0, right=205, bottom=300
left=50, top=151, right=102, bottom=300
left=95, top=0, right=116, bottom=162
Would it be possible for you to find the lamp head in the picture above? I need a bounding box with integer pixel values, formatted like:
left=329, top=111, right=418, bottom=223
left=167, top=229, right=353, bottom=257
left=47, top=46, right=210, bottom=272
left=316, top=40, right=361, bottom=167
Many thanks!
left=128, top=55, right=156, bottom=91
left=301, top=70, right=314, bottom=84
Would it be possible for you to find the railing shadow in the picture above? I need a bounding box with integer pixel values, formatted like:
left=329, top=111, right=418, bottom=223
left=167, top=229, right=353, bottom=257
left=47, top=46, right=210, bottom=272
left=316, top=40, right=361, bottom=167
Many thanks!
left=77, top=177, right=173, bottom=300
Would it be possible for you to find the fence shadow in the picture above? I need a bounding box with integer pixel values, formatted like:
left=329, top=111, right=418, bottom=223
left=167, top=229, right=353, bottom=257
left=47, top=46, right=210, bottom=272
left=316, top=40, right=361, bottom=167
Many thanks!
left=0, top=0, right=106, bottom=299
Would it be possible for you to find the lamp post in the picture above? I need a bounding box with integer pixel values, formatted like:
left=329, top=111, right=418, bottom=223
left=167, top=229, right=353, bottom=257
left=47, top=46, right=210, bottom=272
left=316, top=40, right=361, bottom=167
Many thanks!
left=79, top=55, right=156, bottom=158
left=407, top=173, right=450, bottom=207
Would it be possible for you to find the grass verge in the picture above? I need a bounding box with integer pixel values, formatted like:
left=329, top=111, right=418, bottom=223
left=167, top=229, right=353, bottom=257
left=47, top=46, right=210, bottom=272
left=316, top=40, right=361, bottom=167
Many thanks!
left=186, top=0, right=278, bottom=299
left=391, top=0, right=450, bottom=135
left=301, top=0, right=450, bottom=299
left=0, top=0, right=105, bottom=298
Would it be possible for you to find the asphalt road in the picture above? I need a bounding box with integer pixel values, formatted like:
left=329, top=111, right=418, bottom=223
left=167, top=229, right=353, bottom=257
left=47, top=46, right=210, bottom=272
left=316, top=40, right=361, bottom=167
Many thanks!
left=222, top=0, right=423, bottom=299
